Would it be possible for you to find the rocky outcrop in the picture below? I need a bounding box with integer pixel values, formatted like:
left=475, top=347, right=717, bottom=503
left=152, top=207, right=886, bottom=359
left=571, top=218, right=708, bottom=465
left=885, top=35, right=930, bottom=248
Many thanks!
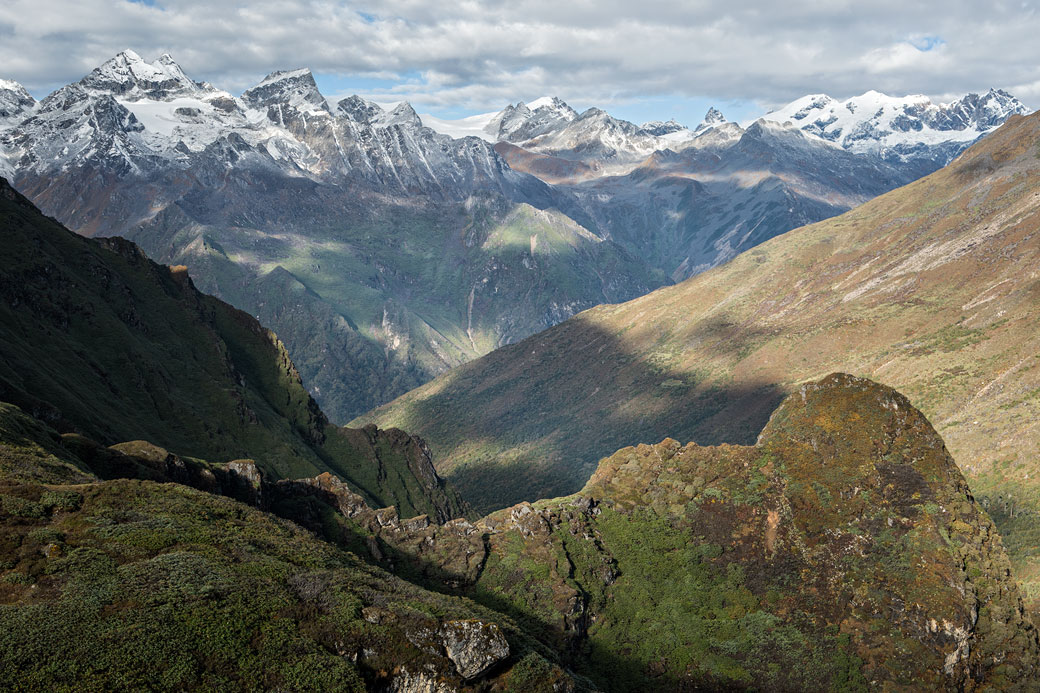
left=439, top=620, right=510, bottom=680
left=458, top=375, right=1040, bottom=691
left=384, top=668, right=456, bottom=693
left=274, top=472, right=485, bottom=585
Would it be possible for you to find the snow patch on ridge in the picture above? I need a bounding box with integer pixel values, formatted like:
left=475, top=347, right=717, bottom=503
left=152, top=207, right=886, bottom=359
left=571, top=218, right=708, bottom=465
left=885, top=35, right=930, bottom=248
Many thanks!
left=419, top=112, right=497, bottom=141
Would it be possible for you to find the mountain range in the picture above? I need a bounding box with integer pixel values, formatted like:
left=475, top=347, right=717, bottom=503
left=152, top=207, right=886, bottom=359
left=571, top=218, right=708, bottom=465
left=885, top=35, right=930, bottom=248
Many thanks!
left=3, top=52, right=1040, bottom=691
left=1, top=179, right=1036, bottom=686
left=0, top=52, right=1029, bottom=423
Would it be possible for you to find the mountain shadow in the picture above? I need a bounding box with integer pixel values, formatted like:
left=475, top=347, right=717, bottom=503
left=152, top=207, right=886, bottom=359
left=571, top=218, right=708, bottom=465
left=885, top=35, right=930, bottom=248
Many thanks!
left=358, top=312, right=786, bottom=514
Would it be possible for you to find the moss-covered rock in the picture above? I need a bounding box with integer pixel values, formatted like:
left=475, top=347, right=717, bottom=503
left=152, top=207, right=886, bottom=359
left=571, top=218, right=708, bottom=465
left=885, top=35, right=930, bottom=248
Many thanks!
left=0, top=477, right=578, bottom=692
left=459, top=374, right=1040, bottom=691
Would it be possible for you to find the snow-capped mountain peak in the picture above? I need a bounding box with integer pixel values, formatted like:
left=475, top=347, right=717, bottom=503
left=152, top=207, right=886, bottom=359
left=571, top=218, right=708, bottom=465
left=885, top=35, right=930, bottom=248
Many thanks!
left=0, top=79, right=36, bottom=128
left=79, top=49, right=205, bottom=100
left=762, top=88, right=1030, bottom=162
left=526, top=96, right=576, bottom=116
left=241, top=68, right=329, bottom=115
left=337, top=95, right=385, bottom=124
left=693, top=107, right=727, bottom=133
left=704, top=107, right=726, bottom=126
left=639, top=119, right=686, bottom=136
left=484, top=96, right=577, bottom=141
left=372, top=101, right=422, bottom=129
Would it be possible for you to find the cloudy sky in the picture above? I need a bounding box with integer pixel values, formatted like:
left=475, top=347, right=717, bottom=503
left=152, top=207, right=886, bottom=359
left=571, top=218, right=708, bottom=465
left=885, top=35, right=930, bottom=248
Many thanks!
left=2, top=0, right=1039, bottom=125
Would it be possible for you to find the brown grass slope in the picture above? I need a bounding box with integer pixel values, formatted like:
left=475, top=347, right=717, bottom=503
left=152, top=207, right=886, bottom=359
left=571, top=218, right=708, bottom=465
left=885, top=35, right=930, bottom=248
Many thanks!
left=358, top=111, right=1040, bottom=600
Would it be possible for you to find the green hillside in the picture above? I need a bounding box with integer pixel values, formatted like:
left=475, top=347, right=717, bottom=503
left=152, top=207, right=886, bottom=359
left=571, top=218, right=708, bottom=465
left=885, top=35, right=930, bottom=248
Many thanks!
left=0, top=178, right=464, bottom=521
left=128, top=190, right=664, bottom=423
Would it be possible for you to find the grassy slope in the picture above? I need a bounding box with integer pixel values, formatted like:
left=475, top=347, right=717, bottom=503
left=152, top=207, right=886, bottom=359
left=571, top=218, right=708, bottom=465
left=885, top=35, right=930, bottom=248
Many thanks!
left=358, top=112, right=1040, bottom=598
left=0, top=179, right=465, bottom=521
left=0, top=474, right=578, bottom=692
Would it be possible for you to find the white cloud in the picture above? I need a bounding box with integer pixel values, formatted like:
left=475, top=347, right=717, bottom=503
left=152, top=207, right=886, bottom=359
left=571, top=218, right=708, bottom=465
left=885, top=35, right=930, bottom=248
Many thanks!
left=861, top=41, right=951, bottom=74
left=0, top=0, right=1037, bottom=114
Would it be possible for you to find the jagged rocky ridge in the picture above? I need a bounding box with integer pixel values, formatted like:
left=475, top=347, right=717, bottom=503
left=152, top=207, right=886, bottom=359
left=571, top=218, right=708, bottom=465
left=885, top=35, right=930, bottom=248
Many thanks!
left=5, top=373, right=1035, bottom=690
left=0, top=413, right=577, bottom=691
left=470, top=90, right=1027, bottom=174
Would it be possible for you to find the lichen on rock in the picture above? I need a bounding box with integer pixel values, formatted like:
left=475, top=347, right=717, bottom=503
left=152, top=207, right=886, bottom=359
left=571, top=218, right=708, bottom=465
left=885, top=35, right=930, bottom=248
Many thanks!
left=438, top=619, right=510, bottom=680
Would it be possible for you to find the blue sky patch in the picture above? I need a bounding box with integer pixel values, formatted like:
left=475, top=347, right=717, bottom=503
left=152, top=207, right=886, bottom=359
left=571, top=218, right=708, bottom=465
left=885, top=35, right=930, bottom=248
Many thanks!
left=910, top=35, right=945, bottom=51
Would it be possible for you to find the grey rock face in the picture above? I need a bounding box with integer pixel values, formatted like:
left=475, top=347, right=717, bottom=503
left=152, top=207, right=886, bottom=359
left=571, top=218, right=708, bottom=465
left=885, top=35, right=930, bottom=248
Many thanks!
left=438, top=620, right=510, bottom=680
left=385, top=669, right=458, bottom=693
left=226, top=459, right=265, bottom=507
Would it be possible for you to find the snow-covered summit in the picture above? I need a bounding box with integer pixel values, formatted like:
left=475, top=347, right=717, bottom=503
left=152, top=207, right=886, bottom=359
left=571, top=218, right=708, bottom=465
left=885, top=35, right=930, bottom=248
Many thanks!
left=640, top=119, right=685, bottom=136
left=483, top=96, right=579, bottom=142
left=698, top=107, right=726, bottom=129
left=241, top=68, right=329, bottom=115
left=79, top=50, right=206, bottom=100
left=0, top=79, right=32, bottom=98
left=338, top=95, right=384, bottom=124
left=526, top=96, right=573, bottom=113
left=762, top=88, right=1030, bottom=161
left=372, top=101, right=422, bottom=129
left=0, top=79, right=36, bottom=128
